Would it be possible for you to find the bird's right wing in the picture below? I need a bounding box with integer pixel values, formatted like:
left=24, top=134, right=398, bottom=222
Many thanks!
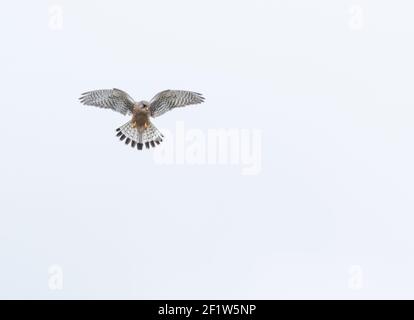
left=79, top=88, right=135, bottom=115
left=149, top=90, right=205, bottom=118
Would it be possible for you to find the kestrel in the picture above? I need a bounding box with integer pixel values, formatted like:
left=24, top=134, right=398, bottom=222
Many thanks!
left=79, top=89, right=205, bottom=150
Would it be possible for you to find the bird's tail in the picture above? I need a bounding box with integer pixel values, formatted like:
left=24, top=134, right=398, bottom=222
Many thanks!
left=116, top=120, right=163, bottom=150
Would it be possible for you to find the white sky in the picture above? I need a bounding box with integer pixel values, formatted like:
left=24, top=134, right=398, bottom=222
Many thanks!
left=1, top=0, right=414, bottom=299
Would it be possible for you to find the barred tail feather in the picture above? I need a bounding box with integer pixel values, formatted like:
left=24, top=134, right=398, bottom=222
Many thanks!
left=116, top=121, right=163, bottom=150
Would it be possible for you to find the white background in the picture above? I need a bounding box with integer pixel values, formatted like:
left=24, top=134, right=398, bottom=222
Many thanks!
left=1, top=0, right=414, bottom=299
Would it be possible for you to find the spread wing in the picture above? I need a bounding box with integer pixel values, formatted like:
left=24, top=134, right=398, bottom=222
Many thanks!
left=79, top=88, right=135, bottom=115
left=149, top=90, right=205, bottom=118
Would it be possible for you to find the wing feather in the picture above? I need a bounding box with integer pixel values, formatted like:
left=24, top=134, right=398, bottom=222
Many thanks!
left=79, top=88, right=135, bottom=115
left=149, top=90, right=205, bottom=118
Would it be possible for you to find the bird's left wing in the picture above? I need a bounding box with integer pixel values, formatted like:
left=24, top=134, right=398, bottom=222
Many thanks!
left=79, top=88, right=135, bottom=115
left=149, top=90, right=205, bottom=118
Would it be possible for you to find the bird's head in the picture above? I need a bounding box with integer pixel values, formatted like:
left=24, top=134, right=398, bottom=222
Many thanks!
left=139, top=101, right=150, bottom=110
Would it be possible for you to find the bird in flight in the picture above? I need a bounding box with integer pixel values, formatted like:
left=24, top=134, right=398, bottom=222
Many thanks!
left=79, top=88, right=205, bottom=150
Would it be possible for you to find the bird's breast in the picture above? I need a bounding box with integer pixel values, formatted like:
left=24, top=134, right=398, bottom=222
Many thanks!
left=132, top=111, right=149, bottom=131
